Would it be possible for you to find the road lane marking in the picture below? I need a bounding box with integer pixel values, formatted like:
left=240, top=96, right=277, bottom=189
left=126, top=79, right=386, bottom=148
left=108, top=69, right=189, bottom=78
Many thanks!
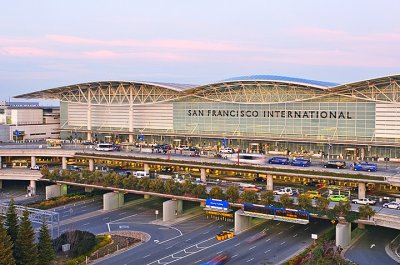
left=143, top=254, right=151, bottom=258
left=234, top=243, right=241, bottom=247
left=265, top=238, right=271, bottom=242
left=249, top=246, right=256, bottom=250
left=265, top=249, right=271, bottom=253
left=293, top=234, right=298, bottom=237
left=185, top=238, right=191, bottom=242
left=276, top=222, right=281, bottom=226
left=232, top=254, right=238, bottom=258
left=202, top=231, right=209, bottom=234
left=83, top=223, right=90, bottom=226
left=304, top=227, right=309, bottom=231
left=109, top=213, right=138, bottom=224
left=119, top=212, right=127, bottom=215
left=103, top=217, right=109, bottom=220
left=280, top=241, right=286, bottom=245
left=289, top=225, right=295, bottom=228
left=246, top=258, right=254, bottom=262
left=216, top=251, right=223, bottom=254
left=195, top=260, right=202, bottom=264
left=278, top=231, right=283, bottom=235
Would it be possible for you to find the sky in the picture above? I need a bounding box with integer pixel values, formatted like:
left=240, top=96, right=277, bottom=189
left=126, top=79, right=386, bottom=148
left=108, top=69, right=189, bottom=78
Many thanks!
left=1, top=0, right=400, bottom=102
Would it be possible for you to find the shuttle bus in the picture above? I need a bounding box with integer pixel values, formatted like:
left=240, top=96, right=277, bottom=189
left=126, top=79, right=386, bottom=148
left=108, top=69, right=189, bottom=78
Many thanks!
left=95, top=143, right=114, bottom=151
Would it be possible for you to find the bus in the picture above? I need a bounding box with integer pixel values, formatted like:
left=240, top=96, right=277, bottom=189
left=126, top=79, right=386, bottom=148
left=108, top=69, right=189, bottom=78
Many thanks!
left=95, top=143, right=114, bottom=151
left=46, top=139, right=63, bottom=149
left=228, top=153, right=266, bottom=165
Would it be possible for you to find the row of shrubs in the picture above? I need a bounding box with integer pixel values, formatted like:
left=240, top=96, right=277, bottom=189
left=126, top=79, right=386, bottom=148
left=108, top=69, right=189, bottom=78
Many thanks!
left=27, top=193, right=88, bottom=210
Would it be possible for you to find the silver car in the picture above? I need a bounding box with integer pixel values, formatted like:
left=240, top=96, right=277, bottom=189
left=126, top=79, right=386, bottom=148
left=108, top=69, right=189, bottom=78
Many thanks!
left=383, top=201, right=400, bottom=210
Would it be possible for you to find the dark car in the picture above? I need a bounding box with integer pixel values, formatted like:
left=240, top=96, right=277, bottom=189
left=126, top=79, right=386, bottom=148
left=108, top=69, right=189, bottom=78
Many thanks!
left=323, top=160, right=346, bottom=169
left=161, top=166, right=174, bottom=173
left=189, top=146, right=200, bottom=152
left=290, top=158, right=311, bottom=167
left=267, top=156, right=290, bottom=165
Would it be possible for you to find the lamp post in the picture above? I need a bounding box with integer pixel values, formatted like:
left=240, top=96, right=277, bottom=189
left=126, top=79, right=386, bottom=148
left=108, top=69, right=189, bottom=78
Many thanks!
left=237, top=148, right=240, bottom=166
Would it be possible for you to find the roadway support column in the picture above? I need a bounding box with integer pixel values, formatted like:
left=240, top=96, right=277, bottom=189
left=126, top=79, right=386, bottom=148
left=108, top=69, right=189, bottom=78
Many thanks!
left=0, top=180, right=2, bottom=189
left=29, top=180, right=36, bottom=196
left=31, top=156, right=36, bottom=168
left=358, top=183, right=366, bottom=199
left=200, top=168, right=207, bottom=183
left=163, top=200, right=178, bottom=222
left=266, top=174, right=273, bottom=191
left=176, top=200, right=183, bottom=214
left=0, top=156, right=2, bottom=170
left=45, top=184, right=67, bottom=200
left=103, top=192, right=124, bottom=211
left=62, top=157, right=67, bottom=170
left=129, top=134, right=134, bottom=144
left=89, top=159, right=94, bottom=172
left=234, top=210, right=252, bottom=234
left=336, top=222, right=351, bottom=248
left=144, top=163, right=149, bottom=173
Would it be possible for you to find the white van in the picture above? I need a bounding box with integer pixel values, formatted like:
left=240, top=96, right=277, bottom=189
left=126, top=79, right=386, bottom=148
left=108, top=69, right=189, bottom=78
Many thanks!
left=133, top=171, right=149, bottom=178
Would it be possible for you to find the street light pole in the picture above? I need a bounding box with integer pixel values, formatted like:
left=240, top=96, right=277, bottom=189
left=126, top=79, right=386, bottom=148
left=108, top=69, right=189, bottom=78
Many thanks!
left=237, top=148, right=240, bottom=166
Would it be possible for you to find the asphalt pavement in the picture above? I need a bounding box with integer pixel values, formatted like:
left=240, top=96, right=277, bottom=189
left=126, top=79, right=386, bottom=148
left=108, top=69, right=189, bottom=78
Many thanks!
left=345, top=226, right=400, bottom=265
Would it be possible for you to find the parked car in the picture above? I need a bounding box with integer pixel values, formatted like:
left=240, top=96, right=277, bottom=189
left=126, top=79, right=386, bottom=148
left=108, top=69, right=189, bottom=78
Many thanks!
left=273, top=187, right=295, bottom=196
left=243, top=186, right=262, bottom=192
left=290, top=158, right=311, bottom=167
left=352, top=162, right=377, bottom=172
left=176, top=145, right=189, bottom=150
left=68, top=165, right=82, bottom=172
left=30, top=165, right=40, bottom=170
left=352, top=198, right=376, bottom=205
left=303, top=190, right=321, bottom=199
left=328, top=194, right=348, bottom=202
left=383, top=201, right=400, bottom=210
left=306, top=181, right=324, bottom=188
left=323, top=160, right=346, bottom=169
left=267, top=156, right=290, bottom=165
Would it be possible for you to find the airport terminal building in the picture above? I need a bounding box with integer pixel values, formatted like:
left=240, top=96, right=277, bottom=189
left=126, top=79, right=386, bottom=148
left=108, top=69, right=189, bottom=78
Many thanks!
left=16, top=75, right=400, bottom=160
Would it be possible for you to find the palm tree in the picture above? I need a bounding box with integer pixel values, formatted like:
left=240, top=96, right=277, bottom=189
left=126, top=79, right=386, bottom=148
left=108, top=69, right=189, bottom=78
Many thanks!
left=315, top=196, right=330, bottom=215
left=298, top=194, right=313, bottom=211
left=149, top=179, right=164, bottom=193
left=358, top=204, right=376, bottom=220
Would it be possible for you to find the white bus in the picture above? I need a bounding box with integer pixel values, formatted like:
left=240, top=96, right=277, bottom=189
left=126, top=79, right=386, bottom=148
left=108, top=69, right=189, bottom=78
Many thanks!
left=228, top=153, right=266, bottom=165
left=95, top=143, right=114, bottom=151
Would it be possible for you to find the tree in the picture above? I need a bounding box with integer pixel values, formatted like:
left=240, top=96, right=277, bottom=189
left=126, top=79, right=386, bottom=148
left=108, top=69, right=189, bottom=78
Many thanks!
left=181, top=180, right=195, bottom=195
left=260, top=191, right=275, bottom=206
left=14, top=209, right=38, bottom=265
left=331, top=201, right=352, bottom=222
left=279, top=194, right=294, bottom=208
left=298, top=194, right=313, bottom=211
left=240, top=190, right=258, bottom=204
left=5, top=198, right=18, bottom=245
left=193, top=185, right=207, bottom=198
left=164, top=179, right=176, bottom=194
left=315, top=196, right=329, bottom=215
left=37, top=221, right=55, bottom=265
left=0, top=217, right=16, bottom=265
left=149, top=179, right=164, bottom=193
left=358, top=204, right=376, bottom=220
left=208, top=186, right=225, bottom=200
left=225, top=186, right=240, bottom=203
left=138, top=177, right=151, bottom=191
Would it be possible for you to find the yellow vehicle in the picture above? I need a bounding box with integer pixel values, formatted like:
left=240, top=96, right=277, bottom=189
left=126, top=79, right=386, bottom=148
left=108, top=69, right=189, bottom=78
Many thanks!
left=303, top=190, right=321, bottom=199
left=216, top=230, right=234, bottom=241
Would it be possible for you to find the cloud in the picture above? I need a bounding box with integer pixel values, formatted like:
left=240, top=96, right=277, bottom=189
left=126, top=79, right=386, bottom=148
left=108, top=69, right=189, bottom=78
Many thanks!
left=0, top=47, right=56, bottom=57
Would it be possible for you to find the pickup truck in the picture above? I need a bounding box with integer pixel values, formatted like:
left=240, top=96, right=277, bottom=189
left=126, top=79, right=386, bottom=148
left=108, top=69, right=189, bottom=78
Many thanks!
left=352, top=198, right=376, bottom=205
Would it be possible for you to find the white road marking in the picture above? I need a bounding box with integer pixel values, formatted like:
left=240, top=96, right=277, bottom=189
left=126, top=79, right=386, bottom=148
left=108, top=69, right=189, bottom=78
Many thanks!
left=278, top=231, right=283, bottom=235
left=119, top=212, right=127, bottom=215
left=83, top=223, right=90, bottom=226
left=143, top=254, right=151, bottom=258
left=195, top=260, right=202, bottom=264
left=216, top=251, right=223, bottom=254
left=185, top=238, right=191, bottom=242
left=265, top=238, right=271, bottom=242
left=218, top=225, right=224, bottom=228
left=109, top=213, right=138, bottom=224
left=246, top=258, right=254, bottom=262
left=103, top=217, right=109, bottom=220
left=265, top=249, right=271, bottom=253
left=289, top=225, right=295, bottom=228
left=304, top=227, right=309, bottom=231
left=249, top=246, right=256, bottom=250
left=293, top=234, right=298, bottom=237
left=202, top=231, right=209, bottom=234
left=276, top=222, right=281, bottom=226
left=234, top=243, right=241, bottom=247
left=232, top=254, right=238, bottom=258
left=280, top=241, right=286, bottom=245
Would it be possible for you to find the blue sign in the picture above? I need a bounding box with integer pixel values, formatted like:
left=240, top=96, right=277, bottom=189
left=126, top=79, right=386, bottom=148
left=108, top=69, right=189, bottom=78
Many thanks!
left=139, top=134, right=144, bottom=141
left=15, top=130, right=20, bottom=136
left=206, top=199, right=229, bottom=210
left=222, top=138, right=227, bottom=147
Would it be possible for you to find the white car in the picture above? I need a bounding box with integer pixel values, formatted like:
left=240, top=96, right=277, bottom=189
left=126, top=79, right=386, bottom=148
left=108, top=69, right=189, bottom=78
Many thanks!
left=352, top=198, right=376, bottom=205
left=273, top=187, right=295, bottom=196
left=383, top=201, right=400, bottom=210
left=30, top=165, right=40, bottom=170
left=220, top=147, right=234, bottom=154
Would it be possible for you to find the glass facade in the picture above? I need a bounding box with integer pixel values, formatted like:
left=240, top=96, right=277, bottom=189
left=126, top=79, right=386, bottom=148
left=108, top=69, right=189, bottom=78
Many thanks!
left=173, top=101, right=376, bottom=141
